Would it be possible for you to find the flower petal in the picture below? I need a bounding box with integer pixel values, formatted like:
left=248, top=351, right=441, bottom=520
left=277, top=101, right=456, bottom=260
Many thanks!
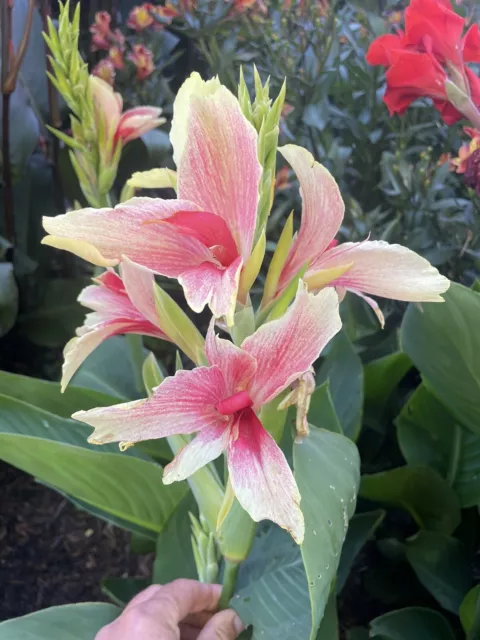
left=42, top=197, right=212, bottom=276
left=177, top=85, right=261, bottom=260
left=278, top=145, right=344, bottom=289
left=313, top=240, right=450, bottom=302
left=365, top=32, right=405, bottom=66
left=163, top=422, right=231, bottom=484
left=243, top=282, right=342, bottom=407
left=170, top=72, right=221, bottom=168
left=73, top=366, right=228, bottom=445
left=120, top=257, right=159, bottom=326
left=179, top=255, right=243, bottom=325
left=463, top=24, right=480, bottom=64
left=117, top=106, right=165, bottom=144
left=228, top=409, right=304, bottom=543
left=206, top=320, right=257, bottom=394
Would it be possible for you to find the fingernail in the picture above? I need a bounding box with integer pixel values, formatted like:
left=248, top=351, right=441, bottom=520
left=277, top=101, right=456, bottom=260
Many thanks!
left=233, top=614, right=245, bottom=635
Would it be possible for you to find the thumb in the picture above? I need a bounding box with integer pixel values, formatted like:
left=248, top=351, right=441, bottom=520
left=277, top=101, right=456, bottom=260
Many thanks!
left=197, top=609, right=245, bottom=639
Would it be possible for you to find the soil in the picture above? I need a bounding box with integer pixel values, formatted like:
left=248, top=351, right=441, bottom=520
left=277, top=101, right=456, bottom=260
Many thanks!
left=0, top=462, right=151, bottom=622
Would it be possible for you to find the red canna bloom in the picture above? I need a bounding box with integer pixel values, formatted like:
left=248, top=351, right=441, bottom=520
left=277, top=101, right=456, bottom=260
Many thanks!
left=126, top=4, right=155, bottom=30
left=128, top=44, right=156, bottom=81
left=366, top=0, right=480, bottom=126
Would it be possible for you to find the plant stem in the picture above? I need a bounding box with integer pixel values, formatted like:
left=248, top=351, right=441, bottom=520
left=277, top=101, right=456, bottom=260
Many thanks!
left=2, top=92, right=14, bottom=244
left=219, top=560, right=239, bottom=610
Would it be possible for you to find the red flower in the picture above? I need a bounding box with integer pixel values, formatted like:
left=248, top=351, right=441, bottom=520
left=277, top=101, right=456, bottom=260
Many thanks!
left=127, top=44, right=155, bottom=81
left=366, top=0, right=480, bottom=126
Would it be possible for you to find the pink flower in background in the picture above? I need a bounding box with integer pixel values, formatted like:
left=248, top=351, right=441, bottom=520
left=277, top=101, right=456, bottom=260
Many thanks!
left=274, top=145, right=450, bottom=326
left=108, top=46, right=125, bottom=70
left=127, top=4, right=155, bottom=30
left=152, top=3, right=180, bottom=21
left=92, top=59, right=116, bottom=86
left=62, top=259, right=169, bottom=391
left=43, top=74, right=262, bottom=325
left=72, top=284, right=342, bottom=543
left=90, top=11, right=125, bottom=52
left=128, top=44, right=156, bottom=81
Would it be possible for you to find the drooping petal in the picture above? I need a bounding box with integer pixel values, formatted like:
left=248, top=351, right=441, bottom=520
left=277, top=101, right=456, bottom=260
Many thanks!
left=311, top=240, right=450, bottom=302
left=170, top=72, right=221, bottom=168
left=179, top=255, right=243, bottom=326
left=116, top=106, right=165, bottom=144
left=463, top=24, right=480, bottom=63
left=228, top=409, right=304, bottom=543
left=206, top=320, right=257, bottom=394
left=243, top=282, right=342, bottom=407
left=278, top=145, right=344, bottom=290
left=365, top=32, right=405, bottom=66
left=42, top=197, right=212, bottom=274
left=73, top=366, right=228, bottom=445
left=120, top=257, right=159, bottom=326
left=177, top=84, right=261, bottom=260
left=163, top=422, right=231, bottom=484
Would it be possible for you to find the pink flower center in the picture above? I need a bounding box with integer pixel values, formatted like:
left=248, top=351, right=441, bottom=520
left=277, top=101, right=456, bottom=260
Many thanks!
left=216, top=391, right=253, bottom=416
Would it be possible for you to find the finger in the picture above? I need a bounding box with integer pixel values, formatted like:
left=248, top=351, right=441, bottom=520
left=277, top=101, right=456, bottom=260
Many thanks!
left=179, top=622, right=201, bottom=640
left=182, top=611, right=216, bottom=628
left=140, top=580, right=222, bottom=624
left=123, top=584, right=163, bottom=612
left=197, top=609, right=245, bottom=640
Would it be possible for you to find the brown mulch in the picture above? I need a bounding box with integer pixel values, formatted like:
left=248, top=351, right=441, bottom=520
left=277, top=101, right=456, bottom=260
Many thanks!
left=0, top=462, right=151, bottom=622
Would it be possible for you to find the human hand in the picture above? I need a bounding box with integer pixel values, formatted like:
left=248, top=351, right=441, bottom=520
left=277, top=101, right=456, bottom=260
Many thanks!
left=95, top=579, right=245, bottom=640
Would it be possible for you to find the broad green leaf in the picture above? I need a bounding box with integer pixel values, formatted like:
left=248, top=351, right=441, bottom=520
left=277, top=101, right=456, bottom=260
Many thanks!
left=232, top=527, right=311, bottom=640
left=396, top=384, right=480, bottom=507
left=364, top=352, right=411, bottom=416
left=72, top=336, right=147, bottom=399
left=102, top=578, right=149, bottom=607
left=294, top=426, right=360, bottom=639
left=460, top=585, right=480, bottom=640
left=405, top=531, right=471, bottom=613
left=0, top=262, right=18, bottom=337
left=308, top=382, right=342, bottom=434
left=153, top=493, right=198, bottom=584
left=0, top=370, right=122, bottom=417
left=0, top=394, right=187, bottom=534
left=315, top=592, right=338, bottom=640
left=359, top=466, right=461, bottom=535
left=401, top=283, right=480, bottom=436
left=369, top=607, right=456, bottom=640
left=336, top=510, right=385, bottom=593
left=317, top=330, right=363, bottom=440
left=0, top=603, right=120, bottom=640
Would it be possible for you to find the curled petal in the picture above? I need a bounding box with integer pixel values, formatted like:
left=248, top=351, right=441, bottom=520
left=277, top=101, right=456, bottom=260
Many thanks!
left=42, top=198, right=212, bottom=276
left=312, top=240, right=450, bottom=302
left=243, top=282, right=342, bottom=407
left=116, top=106, right=165, bottom=144
left=178, top=84, right=261, bottom=259
left=73, top=366, right=227, bottom=445
left=278, top=145, right=344, bottom=289
left=228, top=409, right=304, bottom=544
left=120, top=256, right=159, bottom=326
left=163, top=423, right=231, bottom=484
left=206, top=320, right=257, bottom=395
left=365, top=32, right=405, bottom=66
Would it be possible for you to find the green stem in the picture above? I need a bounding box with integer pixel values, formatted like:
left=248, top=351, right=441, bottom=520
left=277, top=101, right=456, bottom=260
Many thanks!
left=446, top=424, right=462, bottom=487
left=219, top=560, right=239, bottom=610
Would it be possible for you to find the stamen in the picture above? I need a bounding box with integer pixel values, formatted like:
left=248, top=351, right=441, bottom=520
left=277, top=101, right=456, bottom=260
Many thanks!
left=216, top=391, right=253, bottom=416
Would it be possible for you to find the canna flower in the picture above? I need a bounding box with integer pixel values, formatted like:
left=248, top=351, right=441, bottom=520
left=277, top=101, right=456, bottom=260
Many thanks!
left=90, top=11, right=125, bottom=52
left=92, top=59, right=116, bottom=86
left=152, top=3, right=180, bottom=21
left=72, top=284, right=343, bottom=543
left=42, top=73, right=262, bottom=326
left=272, top=145, right=450, bottom=326
left=128, top=44, right=155, bottom=81
left=451, top=126, right=480, bottom=173
left=366, top=0, right=480, bottom=125
left=62, top=258, right=169, bottom=391
left=109, top=46, right=125, bottom=70
left=127, top=4, right=155, bottom=30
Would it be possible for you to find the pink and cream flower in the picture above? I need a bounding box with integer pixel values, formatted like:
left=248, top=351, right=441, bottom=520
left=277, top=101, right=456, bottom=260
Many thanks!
left=72, top=283, right=342, bottom=543
left=274, top=145, right=450, bottom=326
left=62, top=258, right=169, bottom=391
left=42, top=73, right=262, bottom=326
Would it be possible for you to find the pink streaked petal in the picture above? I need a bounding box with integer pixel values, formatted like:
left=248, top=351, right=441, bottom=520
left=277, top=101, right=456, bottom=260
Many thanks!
left=73, top=366, right=228, bottom=445
left=116, top=106, right=165, bottom=144
left=177, top=86, right=261, bottom=260
left=95, top=269, right=126, bottom=294
left=206, top=319, right=257, bottom=394
left=278, top=145, right=344, bottom=289
left=120, top=257, right=159, bottom=327
left=61, top=321, right=131, bottom=392
left=228, top=409, right=304, bottom=543
left=42, top=198, right=212, bottom=275
left=179, top=255, right=243, bottom=325
left=347, top=288, right=385, bottom=328
left=242, top=282, right=342, bottom=407
left=315, top=240, right=450, bottom=302
left=163, top=422, right=231, bottom=484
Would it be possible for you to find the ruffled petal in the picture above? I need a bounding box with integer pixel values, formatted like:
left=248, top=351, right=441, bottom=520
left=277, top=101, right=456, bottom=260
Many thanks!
left=312, top=240, right=450, bottom=302
left=365, top=32, right=405, bottom=66
left=228, top=409, right=304, bottom=543
left=278, top=145, right=344, bottom=289
left=463, top=24, right=480, bottom=63
left=206, top=320, right=257, bottom=395
left=42, top=197, right=212, bottom=276
left=179, top=256, right=243, bottom=326
left=242, top=282, right=342, bottom=407
left=177, top=84, right=261, bottom=260
left=73, top=366, right=228, bottom=445
left=163, top=422, right=231, bottom=484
